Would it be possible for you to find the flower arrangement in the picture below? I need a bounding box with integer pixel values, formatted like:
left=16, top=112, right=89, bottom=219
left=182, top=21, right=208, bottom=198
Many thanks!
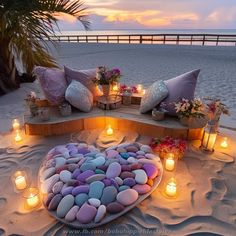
left=204, top=97, right=229, bottom=122
left=119, top=84, right=138, bottom=94
left=150, top=136, right=187, bottom=159
left=175, top=98, right=205, bottom=118
left=93, top=66, right=121, bottom=85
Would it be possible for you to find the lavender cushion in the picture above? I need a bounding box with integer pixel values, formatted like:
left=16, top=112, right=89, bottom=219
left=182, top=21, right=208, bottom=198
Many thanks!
left=65, top=80, right=93, bottom=112
left=160, top=69, right=200, bottom=116
left=64, top=66, right=102, bottom=97
left=33, top=66, right=67, bottom=105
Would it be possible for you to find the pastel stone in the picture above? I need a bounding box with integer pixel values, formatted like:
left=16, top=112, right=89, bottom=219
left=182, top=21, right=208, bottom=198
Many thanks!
left=97, top=165, right=108, bottom=171
left=75, top=193, right=89, bottom=207
left=65, top=205, right=79, bottom=222
left=103, top=178, right=112, bottom=186
left=126, top=146, right=139, bottom=153
left=57, top=194, right=74, bottom=218
left=127, top=157, right=138, bottom=164
left=77, top=170, right=95, bottom=182
left=116, top=147, right=126, bottom=153
left=88, top=198, right=101, bottom=207
left=42, top=174, right=60, bottom=194
left=107, top=202, right=125, bottom=214
left=128, top=152, right=137, bottom=157
left=118, top=157, right=128, bottom=165
left=120, top=171, right=135, bottom=179
left=67, top=164, right=78, bottom=172
left=91, top=156, right=106, bottom=166
left=66, top=157, right=82, bottom=164
left=116, top=189, right=138, bottom=206
left=115, top=177, right=123, bottom=185
left=140, top=145, right=152, bottom=153
left=111, top=178, right=119, bottom=190
left=41, top=167, right=56, bottom=181
left=45, top=159, right=56, bottom=168
left=55, top=146, right=70, bottom=158
left=71, top=169, right=81, bottom=179
left=123, top=178, right=136, bottom=187
left=67, top=179, right=77, bottom=186
left=84, top=151, right=98, bottom=157
left=119, top=185, right=130, bottom=192
left=132, top=169, right=148, bottom=184
left=56, top=165, right=68, bottom=174
left=101, top=186, right=118, bottom=205
left=72, top=185, right=90, bottom=195
left=95, top=153, right=106, bottom=158
left=121, top=165, right=131, bottom=171
left=76, top=203, right=97, bottom=224
left=133, top=184, right=151, bottom=194
left=143, top=163, right=159, bottom=179
left=105, top=159, right=118, bottom=167
left=60, top=170, right=72, bottom=183
left=145, top=153, right=156, bottom=159
left=95, top=169, right=105, bottom=175
left=94, top=205, right=106, bottom=223
left=61, top=186, right=74, bottom=196
left=136, top=151, right=145, bottom=156
left=52, top=181, right=64, bottom=194
left=48, top=194, right=63, bottom=210
left=89, top=181, right=105, bottom=199
left=80, top=163, right=96, bottom=172
left=55, top=157, right=67, bottom=168
left=120, top=153, right=129, bottom=159
left=44, top=193, right=54, bottom=207
left=130, top=163, right=143, bottom=170
left=78, top=148, right=90, bottom=155
left=107, top=150, right=119, bottom=159
left=106, top=162, right=121, bottom=178
left=86, top=174, right=106, bottom=184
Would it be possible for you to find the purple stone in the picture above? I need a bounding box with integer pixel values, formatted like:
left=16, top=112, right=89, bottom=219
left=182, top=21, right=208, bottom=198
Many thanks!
left=61, top=186, right=74, bottom=196
left=78, top=148, right=90, bottom=155
left=123, top=178, right=136, bottom=187
left=110, top=178, right=119, bottom=190
left=121, top=165, right=131, bottom=171
left=76, top=170, right=94, bottom=182
left=103, top=178, right=112, bottom=186
left=128, top=152, right=137, bottom=157
left=78, top=158, right=86, bottom=166
left=142, top=164, right=158, bottom=179
left=97, top=165, right=108, bottom=171
left=76, top=203, right=97, bottom=224
left=72, top=168, right=81, bottom=179
left=72, top=185, right=90, bottom=195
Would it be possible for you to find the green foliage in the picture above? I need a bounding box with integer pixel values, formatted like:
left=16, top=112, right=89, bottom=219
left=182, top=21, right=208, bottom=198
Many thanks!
left=0, top=0, right=89, bottom=73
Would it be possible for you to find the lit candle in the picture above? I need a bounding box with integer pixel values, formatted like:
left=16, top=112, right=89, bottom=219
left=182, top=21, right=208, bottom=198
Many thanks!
left=112, top=84, right=119, bottom=91
left=165, top=178, right=177, bottom=197
left=137, top=84, right=143, bottom=93
left=202, top=132, right=217, bottom=151
left=220, top=137, right=228, bottom=149
left=142, top=89, right=146, bottom=95
left=12, top=119, right=20, bottom=130
left=15, top=175, right=27, bottom=190
left=15, top=130, right=22, bottom=142
left=165, top=154, right=176, bottom=171
left=25, top=188, right=40, bottom=209
left=106, top=125, right=113, bottom=136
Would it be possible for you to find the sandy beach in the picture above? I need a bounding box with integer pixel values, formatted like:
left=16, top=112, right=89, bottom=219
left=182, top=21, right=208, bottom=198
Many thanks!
left=0, top=43, right=236, bottom=235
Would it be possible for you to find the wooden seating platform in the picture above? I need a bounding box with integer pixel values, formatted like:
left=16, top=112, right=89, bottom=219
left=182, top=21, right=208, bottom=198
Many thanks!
left=24, top=104, right=204, bottom=140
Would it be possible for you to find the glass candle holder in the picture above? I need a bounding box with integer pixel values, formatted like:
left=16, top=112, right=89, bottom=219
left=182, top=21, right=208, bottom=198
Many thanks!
left=106, top=125, right=113, bottom=136
left=12, top=171, right=28, bottom=191
left=12, top=119, right=20, bottom=130
left=23, top=187, right=40, bottom=209
left=165, top=178, right=177, bottom=198
left=164, top=153, right=177, bottom=172
left=14, top=129, right=23, bottom=142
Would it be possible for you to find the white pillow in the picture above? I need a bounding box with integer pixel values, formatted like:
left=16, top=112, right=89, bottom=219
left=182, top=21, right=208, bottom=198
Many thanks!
left=65, top=80, right=93, bottom=112
left=140, top=80, right=168, bottom=113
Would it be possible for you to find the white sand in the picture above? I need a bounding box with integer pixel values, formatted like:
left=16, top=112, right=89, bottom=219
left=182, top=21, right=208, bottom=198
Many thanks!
left=0, top=43, right=236, bottom=235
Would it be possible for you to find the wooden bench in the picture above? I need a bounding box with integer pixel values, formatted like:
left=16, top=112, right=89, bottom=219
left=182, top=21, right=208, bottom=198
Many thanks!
left=24, top=103, right=203, bottom=140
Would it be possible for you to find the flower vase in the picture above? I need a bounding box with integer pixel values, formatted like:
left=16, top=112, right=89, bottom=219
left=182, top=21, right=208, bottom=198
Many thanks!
left=102, top=84, right=111, bottom=97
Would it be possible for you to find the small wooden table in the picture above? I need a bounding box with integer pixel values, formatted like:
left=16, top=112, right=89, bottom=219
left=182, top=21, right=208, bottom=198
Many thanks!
left=96, top=95, right=122, bottom=110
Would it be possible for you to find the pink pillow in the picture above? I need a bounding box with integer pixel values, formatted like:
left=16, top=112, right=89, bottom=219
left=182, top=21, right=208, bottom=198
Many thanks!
left=64, top=66, right=102, bottom=97
left=33, top=66, right=67, bottom=105
left=160, top=69, right=200, bottom=116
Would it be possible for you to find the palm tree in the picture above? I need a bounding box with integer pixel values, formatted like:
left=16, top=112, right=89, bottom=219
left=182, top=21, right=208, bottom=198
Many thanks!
left=0, top=0, right=89, bottom=94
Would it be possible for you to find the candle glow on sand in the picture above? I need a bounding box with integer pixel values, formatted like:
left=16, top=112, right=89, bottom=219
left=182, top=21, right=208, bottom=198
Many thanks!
left=220, top=137, right=228, bottom=149
left=15, top=130, right=23, bottom=142
left=106, top=125, right=114, bottom=136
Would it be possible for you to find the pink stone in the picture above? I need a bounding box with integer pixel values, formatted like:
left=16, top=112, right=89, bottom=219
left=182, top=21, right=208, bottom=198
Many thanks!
left=76, top=203, right=97, bottom=224
left=132, top=184, right=151, bottom=195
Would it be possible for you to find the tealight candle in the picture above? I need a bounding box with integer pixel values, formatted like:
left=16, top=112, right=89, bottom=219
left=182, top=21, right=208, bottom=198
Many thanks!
left=106, top=125, right=113, bottom=136
left=112, top=84, right=119, bottom=91
left=12, top=171, right=28, bottom=190
left=164, top=153, right=176, bottom=171
left=165, top=178, right=177, bottom=197
left=220, top=137, right=228, bottom=149
left=142, top=89, right=146, bottom=95
left=137, top=84, right=143, bottom=93
left=12, top=119, right=20, bottom=130
left=15, top=129, right=22, bottom=142
left=24, top=188, right=40, bottom=209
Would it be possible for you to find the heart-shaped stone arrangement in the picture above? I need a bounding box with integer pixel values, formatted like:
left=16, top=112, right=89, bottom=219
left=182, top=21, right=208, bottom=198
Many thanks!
left=39, top=142, right=163, bottom=228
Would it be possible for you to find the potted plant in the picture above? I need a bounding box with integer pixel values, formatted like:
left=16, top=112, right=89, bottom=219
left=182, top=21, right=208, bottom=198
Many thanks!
left=25, top=91, right=39, bottom=117
left=93, top=66, right=121, bottom=97
left=150, top=136, right=187, bottom=159
left=175, top=98, right=206, bottom=127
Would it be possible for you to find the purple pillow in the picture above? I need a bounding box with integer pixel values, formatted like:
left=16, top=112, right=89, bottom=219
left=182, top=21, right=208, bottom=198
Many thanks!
left=160, top=69, right=200, bottom=116
left=64, top=66, right=102, bottom=97
left=33, top=66, right=67, bottom=105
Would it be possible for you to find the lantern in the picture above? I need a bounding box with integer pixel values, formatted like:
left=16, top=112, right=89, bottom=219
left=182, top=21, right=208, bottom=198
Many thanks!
left=200, top=121, right=217, bottom=153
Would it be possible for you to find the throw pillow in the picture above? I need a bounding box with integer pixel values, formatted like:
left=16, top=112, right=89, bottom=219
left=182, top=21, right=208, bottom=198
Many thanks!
left=33, top=66, right=67, bottom=105
left=65, top=80, right=93, bottom=112
left=140, top=80, right=168, bottom=113
left=160, top=69, right=200, bottom=116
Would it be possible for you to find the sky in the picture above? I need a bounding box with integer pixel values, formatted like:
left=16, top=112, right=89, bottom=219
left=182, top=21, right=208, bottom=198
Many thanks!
left=59, top=0, right=236, bottom=30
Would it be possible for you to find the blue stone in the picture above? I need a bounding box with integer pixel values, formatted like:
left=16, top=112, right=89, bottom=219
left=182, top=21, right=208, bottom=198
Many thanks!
left=100, top=186, right=118, bottom=205
left=75, top=193, right=88, bottom=207
left=120, top=153, right=130, bottom=160
left=80, top=163, right=96, bottom=172
left=88, top=181, right=105, bottom=199
left=119, top=185, right=130, bottom=192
